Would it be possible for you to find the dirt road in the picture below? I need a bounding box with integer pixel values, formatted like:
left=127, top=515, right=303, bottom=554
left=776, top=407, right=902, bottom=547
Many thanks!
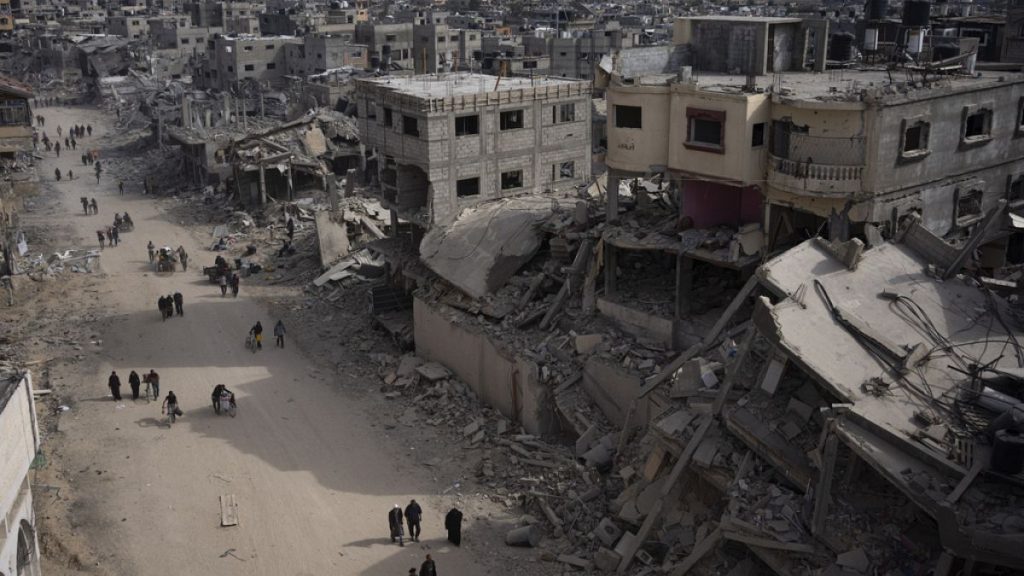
left=27, top=106, right=530, bottom=576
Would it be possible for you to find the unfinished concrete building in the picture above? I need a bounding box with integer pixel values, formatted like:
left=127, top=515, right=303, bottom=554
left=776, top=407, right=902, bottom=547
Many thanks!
left=354, top=73, right=592, bottom=228
left=193, top=34, right=301, bottom=91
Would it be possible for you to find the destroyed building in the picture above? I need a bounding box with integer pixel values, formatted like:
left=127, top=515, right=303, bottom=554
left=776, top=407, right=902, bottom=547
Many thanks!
left=0, top=74, right=33, bottom=156
left=193, top=34, right=300, bottom=91
left=354, top=72, right=592, bottom=228
left=0, top=371, right=41, bottom=576
left=595, top=14, right=1024, bottom=349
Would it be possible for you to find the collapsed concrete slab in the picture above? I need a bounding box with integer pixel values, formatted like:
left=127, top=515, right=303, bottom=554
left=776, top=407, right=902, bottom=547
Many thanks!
left=419, top=196, right=566, bottom=300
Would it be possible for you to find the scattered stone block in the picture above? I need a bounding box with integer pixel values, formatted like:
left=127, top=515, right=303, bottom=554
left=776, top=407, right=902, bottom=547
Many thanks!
left=416, top=362, right=451, bottom=382
left=575, top=334, right=603, bottom=355
left=595, top=517, right=623, bottom=547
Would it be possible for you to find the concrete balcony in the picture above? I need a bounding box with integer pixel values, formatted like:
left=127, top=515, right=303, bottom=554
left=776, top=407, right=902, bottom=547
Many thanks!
left=767, top=154, right=863, bottom=198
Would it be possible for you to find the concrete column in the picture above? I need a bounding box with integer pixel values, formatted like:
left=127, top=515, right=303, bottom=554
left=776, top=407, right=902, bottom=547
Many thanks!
left=607, top=170, right=621, bottom=223
left=675, top=254, right=692, bottom=319
left=604, top=244, right=617, bottom=296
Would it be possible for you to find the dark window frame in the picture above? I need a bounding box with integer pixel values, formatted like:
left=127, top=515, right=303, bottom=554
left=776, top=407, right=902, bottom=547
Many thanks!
left=499, top=109, right=524, bottom=131
left=402, top=115, right=420, bottom=137
left=500, top=169, right=524, bottom=190
left=899, top=116, right=931, bottom=162
left=685, top=108, right=725, bottom=154
left=456, top=177, right=480, bottom=197
left=614, top=105, right=642, bottom=129
left=455, top=115, right=479, bottom=136
left=960, top=104, right=993, bottom=148
left=751, top=122, right=765, bottom=147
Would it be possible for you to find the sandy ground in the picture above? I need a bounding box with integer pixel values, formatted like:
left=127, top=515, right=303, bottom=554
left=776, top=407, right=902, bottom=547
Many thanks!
left=20, top=106, right=553, bottom=576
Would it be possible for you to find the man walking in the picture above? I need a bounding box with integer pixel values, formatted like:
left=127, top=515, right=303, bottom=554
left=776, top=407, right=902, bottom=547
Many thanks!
left=145, top=370, right=160, bottom=400
left=119, top=180, right=124, bottom=195
left=419, top=555, right=437, bottom=576
left=388, top=504, right=405, bottom=547
left=96, top=229, right=104, bottom=250
left=158, top=295, right=168, bottom=321
left=444, top=507, right=463, bottom=546
left=108, top=371, right=122, bottom=401
left=81, top=197, right=89, bottom=215
left=252, top=321, right=263, bottom=350
left=219, top=273, right=228, bottom=296
left=111, top=226, right=119, bottom=246
left=90, top=198, right=98, bottom=215
left=231, top=273, right=240, bottom=297
left=274, top=320, right=286, bottom=348
left=405, top=500, right=422, bottom=543
left=286, top=217, right=295, bottom=241
left=173, top=292, right=184, bottom=316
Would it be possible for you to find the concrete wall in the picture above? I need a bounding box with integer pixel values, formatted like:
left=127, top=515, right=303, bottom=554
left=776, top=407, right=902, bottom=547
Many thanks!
left=0, top=372, right=40, bottom=576
left=413, top=298, right=553, bottom=434
left=597, top=296, right=674, bottom=346
left=582, top=357, right=647, bottom=427
left=606, top=83, right=670, bottom=173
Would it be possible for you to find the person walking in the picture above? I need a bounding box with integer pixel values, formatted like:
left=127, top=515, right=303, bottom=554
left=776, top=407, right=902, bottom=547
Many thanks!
left=68, top=169, right=74, bottom=181
left=177, top=246, right=188, bottom=272
left=118, top=180, right=124, bottom=195
left=54, top=141, right=60, bottom=157
left=56, top=125, right=62, bottom=137
left=419, top=555, right=437, bottom=576
left=81, top=153, right=87, bottom=166
left=145, top=370, right=160, bottom=400
left=286, top=217, right=295, bottom=241
left=71, top=137, right=76, bottom=151
left=96, top=229, right=104, bottom=250
left=173, top=292, right=184, bottom=316
left=405, top=500, right=422, bottom=543
left=54, top=167, right=61, bottom=181
left=158, top=295, right=168, bottom=320
left=162, top=391, right=180, bottom=425
left=106, top=227, right=114, bottom=247
left=111, top=226, right=119, bottom=246
left=252, top=321, right=263, bottom=350
left=63, top=137, right=69, bottom=150
left=90, top=198, right=98, bottom=215
left=128, top=370, right=141, bottom=401
left=388, top=504, right=405, bottom=547
left=230, top=273, right=240, bottom=297
left=87, top=124, right=93, bottom=137
left=108, top=371, right=122, bottom=401
left=81, top=197, right=89, bottom=214
left=147, top=241, right=155, bottom=263
left=444, top=508, right=463, bottom=546
left=274, top=320, right=286, bottom=348
left=219, top=273, right=228, bottom=296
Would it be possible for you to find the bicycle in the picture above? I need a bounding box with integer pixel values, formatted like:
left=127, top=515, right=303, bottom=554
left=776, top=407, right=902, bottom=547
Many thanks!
left=163, top=403, right=179, bottom=427
left=245, top=333, right=256, bottom=353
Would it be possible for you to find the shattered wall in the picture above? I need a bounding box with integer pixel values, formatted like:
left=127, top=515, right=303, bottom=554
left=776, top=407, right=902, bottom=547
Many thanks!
left=413, top=297, right=554, bottom=434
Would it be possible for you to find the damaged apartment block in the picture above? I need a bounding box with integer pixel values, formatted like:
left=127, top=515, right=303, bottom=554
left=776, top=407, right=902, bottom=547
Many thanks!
left=354, top=73, right=592, bottom=229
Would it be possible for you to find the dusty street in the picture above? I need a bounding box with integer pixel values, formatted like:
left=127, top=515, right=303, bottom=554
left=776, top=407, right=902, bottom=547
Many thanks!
left=24, top=105, right=533, bottom=576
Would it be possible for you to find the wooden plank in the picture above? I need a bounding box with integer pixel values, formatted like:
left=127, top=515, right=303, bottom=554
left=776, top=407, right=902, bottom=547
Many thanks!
left=721, top=529, right=815, bottom=554
left=617, top=417, right=714, bottom=574
left=701, top=274, right=758, bottom=353
left=220, top=494, right=239, bottom=527
left=811, top=432, right=839, bottom=536
left=946, top=458, right=984, bottom=505
left=667, top=527, right=722, bottom=576
left=942, top=200, right=1007, bottom=280
left=636, top=342, right=702, bottom=399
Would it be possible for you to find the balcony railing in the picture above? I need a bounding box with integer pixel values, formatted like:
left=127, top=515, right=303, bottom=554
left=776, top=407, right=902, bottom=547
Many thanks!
left=768, top=154, right=863, bottom=198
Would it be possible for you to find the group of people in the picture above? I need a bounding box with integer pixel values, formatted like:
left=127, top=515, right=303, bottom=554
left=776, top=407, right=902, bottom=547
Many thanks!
left=80, top=196, right=98, bottom=215
left=157, top=292, right=184, bottom=320
left=107, top=369, right=160, bottom=401
left=97, top=225, right=120, bottom=249
left=388, top=502, right=463, bottom=547
left=219, top=270, right=240, bottom=297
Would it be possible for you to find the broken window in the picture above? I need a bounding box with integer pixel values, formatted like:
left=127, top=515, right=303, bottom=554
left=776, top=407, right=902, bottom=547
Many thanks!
left=457, top=177, right=480, bottom=197
left=265, top=44, right=274, bottom=50
left=552, top=161, right=575, bottom=181
left=501, top=170, right=523, bottom=190
left=243, top=45, right=253, bottom=51
left=686, top=108, right=725, bottom=151
left=383, top=107, right=392, bottom=127
left=500, top=110, right=523, bottom=130
left=244, top=64, right=254, bottom=71
left=614, top=105, right=642, bottom=129
left=0, top=100, right=28, bottom=126
left=366, top=104, right=376, bottom=120
left=385, top=34, right=397, bottom=42
left=1009, top=177, right=1024, bottom=206
left=455, top=115, right=479, bottom=136
left=955, top=188, right=984, bottom=227
left=752, top=122, right=765, bottom=147
left=523, top=60, right=537, bottom=69
left=266, top=62, right=276, bottom=70
left=554, top=103, right=575, bottom=123
left=402, top=115, right=419, bottom=137
left=962, top=107, right=992, bottom=143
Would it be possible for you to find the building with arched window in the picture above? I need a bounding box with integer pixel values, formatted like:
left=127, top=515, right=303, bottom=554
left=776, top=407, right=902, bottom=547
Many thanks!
left=0, top=371, right=41, bottom=576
